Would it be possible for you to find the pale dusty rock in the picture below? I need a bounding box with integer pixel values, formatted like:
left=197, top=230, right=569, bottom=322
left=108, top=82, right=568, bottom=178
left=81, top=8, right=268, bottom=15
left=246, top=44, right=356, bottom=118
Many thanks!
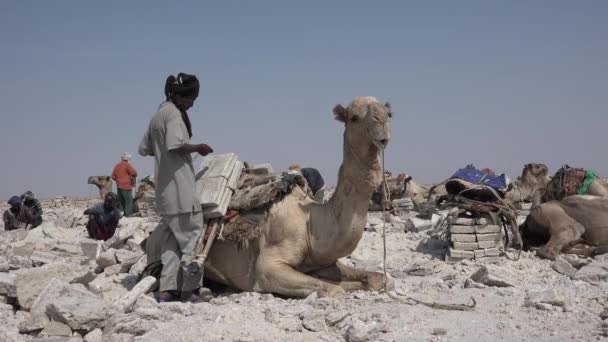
left=474, top=249, right=485, bottom=258
left=103, top=333, right=135, bottom=342
left=0, top=294, right=9, bottom=303
left=115, top=249, right=142, bottom=264
left=102, top=264, right=127, bottom=276
left=524, top=289, right=566, bottom=309
left=469, top=266, right=513, bottom=287
left=404, top=217, right=432, bottom=232
left=88, top=274, right=139, bottom=304
left=46, top=283, right=107, bottom=331
left=464, top=278, right=488, bottom=289
left=30, top=279, right=71, bottom=329
left=96, top=249, right=118, bottom=269
left=301, top=311, right=327, bottom=332
left=103, top=313, right=157, bottom=337
left=114, top=276, right=157, bottom=313
left=346, top=319, right=379, bottom=342
left=128, top=256, right=147, bottom=276
left=40, top=321, right=73, bottom=337
left=83, top=328, right=103, bottom=342
left=80, top=240, right=102, bottom=261
left=0, top=272, right=16, bottom=297
left=325, top=310, right=350, bottom=326
left=571, top=263, right=608, bottom=283
left=0, top=302, right=13, bottom=311
left=552, top=256, right=577, bottom=277
left=0, top=262, right=10, bottom=272
left=15, top=261, right=88, bottom=309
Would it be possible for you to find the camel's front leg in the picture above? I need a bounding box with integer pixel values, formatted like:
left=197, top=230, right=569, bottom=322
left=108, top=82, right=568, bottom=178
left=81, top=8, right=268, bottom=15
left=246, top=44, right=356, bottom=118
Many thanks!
left=537, top=222, right=584, bottom=260
left=312, top=261, right=393, bottom=292
left=255, top=254, right=345, bottom=298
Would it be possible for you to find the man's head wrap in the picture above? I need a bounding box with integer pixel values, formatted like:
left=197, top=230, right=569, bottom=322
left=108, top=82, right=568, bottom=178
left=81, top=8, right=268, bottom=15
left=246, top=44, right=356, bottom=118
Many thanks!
left=164, top=73, right=200, bottom=100
left=163, top=73, right=198, bottom=139
left=8, top=196, right=21, bottom=207
left=21, top=191, right=34, bottom=201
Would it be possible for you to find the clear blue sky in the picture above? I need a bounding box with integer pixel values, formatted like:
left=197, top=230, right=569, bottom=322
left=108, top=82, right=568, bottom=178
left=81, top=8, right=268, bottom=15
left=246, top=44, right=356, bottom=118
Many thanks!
left=1, top=1, right=607, bottom=199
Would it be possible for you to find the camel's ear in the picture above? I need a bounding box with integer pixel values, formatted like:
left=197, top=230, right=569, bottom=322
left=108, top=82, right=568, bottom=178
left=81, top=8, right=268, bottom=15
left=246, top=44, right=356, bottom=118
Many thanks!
left=385, top=102, right=392, bottom=118
left=385, top=102, right=391, bottom=109
left=333, top=104, right=347, bottom=122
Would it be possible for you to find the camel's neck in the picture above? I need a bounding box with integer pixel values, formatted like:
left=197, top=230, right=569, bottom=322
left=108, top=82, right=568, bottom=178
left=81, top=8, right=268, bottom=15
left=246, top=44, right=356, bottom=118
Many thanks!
left=312, top=137, right=382, bottom=258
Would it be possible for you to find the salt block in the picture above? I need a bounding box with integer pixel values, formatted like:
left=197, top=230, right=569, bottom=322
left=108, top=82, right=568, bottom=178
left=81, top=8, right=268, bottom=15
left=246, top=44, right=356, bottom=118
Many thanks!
left=450, top=225, right=475, bottom=234
left=476, top=233, right=501, bottom=242
left=452, top=242, right=478, bottom=251
left=478, top=240, right=501, bottom=249
left=448, top=248, right=474, bottom=259
left=475, top=225, right=501, bottom=234
left=474, top=249, right=486, bottom=258
left=451, top=234, right=476, bottom=242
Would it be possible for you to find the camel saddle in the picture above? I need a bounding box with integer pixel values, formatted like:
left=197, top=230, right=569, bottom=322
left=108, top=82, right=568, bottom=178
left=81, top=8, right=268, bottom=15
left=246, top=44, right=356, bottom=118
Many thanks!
left=218, top=172, right=308, bottom=246
left=544, top=165, right=596, bottom=202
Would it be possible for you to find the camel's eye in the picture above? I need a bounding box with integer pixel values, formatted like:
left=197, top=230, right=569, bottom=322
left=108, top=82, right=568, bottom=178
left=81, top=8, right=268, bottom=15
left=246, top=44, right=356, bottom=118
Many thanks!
left=387, top=111, right=392, bottom=118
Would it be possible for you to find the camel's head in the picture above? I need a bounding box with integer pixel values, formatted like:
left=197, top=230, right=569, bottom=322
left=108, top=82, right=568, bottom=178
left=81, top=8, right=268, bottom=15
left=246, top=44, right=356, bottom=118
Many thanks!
left=522, top=163, right=548, bottom=181
left=87, top=176, right=111, bottom=187
left=333, top=97, right=392, bottom=152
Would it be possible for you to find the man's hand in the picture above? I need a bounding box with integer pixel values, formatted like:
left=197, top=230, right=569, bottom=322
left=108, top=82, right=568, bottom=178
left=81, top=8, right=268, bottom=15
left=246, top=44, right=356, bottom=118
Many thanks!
left=196, top=144, right=214, bottom=156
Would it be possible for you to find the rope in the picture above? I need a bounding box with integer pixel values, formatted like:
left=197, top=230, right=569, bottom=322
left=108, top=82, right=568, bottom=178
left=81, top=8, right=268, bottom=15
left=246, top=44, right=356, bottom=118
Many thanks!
left=378, top=149, right=475, bottom=311
left=380, top=149, right=389, bottom=290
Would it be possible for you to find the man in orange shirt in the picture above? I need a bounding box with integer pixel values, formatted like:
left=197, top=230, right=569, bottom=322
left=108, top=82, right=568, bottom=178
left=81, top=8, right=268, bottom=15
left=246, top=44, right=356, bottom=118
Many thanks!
left=112, top=152, right=138, bottom=216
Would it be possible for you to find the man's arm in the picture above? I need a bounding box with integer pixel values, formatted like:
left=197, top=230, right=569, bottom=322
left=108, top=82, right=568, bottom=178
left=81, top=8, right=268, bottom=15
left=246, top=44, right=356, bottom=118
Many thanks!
left=171, top=143, right=213, bottom=156
left=111, top=166, right=118, bottom=181
left=128, top=164, right=138, bottom=177
left=138, top=127, right=154, bottom=157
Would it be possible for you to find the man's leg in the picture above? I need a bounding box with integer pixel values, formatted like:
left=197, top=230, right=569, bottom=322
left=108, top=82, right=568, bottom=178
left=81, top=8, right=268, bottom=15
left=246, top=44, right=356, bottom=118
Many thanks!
left=123, top=189, right=134, bottom=216
left=158, top=217, right=181, bottom=294
left=116, top=189, right=128, bottom=216
left=167, top=211, right=203, bottom=293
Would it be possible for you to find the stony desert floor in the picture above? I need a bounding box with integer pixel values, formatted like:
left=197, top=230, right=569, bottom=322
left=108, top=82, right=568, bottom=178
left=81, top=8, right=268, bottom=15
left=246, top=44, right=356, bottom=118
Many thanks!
left=0, top=199, right=607, bottom=342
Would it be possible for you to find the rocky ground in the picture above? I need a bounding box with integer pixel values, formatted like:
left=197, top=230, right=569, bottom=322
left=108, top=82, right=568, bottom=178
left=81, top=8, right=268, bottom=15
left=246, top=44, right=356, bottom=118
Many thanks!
left=1, top=199, right=607, bottom=342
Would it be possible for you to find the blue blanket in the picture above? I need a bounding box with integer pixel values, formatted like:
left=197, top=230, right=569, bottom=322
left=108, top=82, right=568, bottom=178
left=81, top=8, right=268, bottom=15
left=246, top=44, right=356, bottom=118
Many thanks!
left=451, top=166, right=507, bottom=190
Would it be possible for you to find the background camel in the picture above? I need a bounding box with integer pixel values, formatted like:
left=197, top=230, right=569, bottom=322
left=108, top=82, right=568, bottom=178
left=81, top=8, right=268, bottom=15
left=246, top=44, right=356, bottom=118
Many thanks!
left=504, top=163, right=550, bottom=205
left=520, top=195, right=608, bottom=260
left=369, top=173, right=446, bottom=211
left=148, top=97, right=393, bottom=298
left=87, top=176, right=112, bottom=200
left=505, top=163, right=608, bottom=207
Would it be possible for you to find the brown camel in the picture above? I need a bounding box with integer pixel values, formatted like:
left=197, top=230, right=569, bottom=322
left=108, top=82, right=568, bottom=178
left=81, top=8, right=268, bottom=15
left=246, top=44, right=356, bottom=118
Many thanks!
left=369, top=173, right=447, bottom=211
left=505, top=163, right=608, bottom=207
left=149, top=97, right=392, bottom=298
left=504, top=163, right=550, bottom=205
left=87, top=176, right=112, bottom=200
left=520, top=195, right=608, bottom=260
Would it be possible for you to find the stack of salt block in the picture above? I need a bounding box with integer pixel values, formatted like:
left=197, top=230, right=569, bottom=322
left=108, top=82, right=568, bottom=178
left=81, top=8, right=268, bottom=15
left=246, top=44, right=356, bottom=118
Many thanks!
left=392, top=198, right=414, bottom=211
left=447, top=215, right=503, bottom=261
left=196, top=153, right=243, bottom=220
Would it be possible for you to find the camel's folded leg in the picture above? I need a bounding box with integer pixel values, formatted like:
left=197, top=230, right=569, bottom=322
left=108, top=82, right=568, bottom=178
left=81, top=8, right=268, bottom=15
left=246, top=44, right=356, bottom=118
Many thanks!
left=311, top=261, right=392, bottom=292
left=537, top=222, right=585, bottom=260
left=256, top=256, right=345, bottom=298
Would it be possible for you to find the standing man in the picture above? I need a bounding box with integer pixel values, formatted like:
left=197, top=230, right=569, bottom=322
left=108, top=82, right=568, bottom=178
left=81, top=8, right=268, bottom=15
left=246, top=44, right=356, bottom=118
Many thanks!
left=112, top=152, right=138, bottom=216
left=139, top=73, right=213, bottom=303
